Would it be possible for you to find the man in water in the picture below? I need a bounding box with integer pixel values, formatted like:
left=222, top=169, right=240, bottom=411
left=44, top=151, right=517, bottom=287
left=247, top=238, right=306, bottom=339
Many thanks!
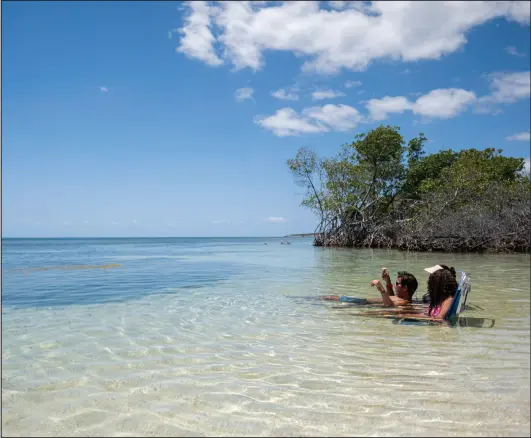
left=320, top=269, right=419, bottom=307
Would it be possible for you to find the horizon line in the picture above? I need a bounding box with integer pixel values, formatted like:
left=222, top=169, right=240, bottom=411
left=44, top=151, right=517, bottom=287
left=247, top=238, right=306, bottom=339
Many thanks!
left=1, top=235, right=311, bottom=239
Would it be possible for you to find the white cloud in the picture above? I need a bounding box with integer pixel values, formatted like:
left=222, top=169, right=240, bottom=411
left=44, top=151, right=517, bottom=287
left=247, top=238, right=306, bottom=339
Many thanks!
left=366, top=96, right=412, bottom=121
left=63, top=221, right=70, bottom=226
left=176, top=1, right=223, bottom=66
left=366, top=88, right=477, bottom=121
left=83, top=220, right=89, bottom=224
left=413, top=88, right=477, bottom=119
left=271, top=88, right=299, bottom=101
left=506, top=131, right=531, bottom=141
left=344, top=80, right=362, bottom=88
left=132, top=219, right=138, bottom=225
left=485, top=71, right=530, bottom=103
left=477, top=71, right=531, bottom=113
left=265, top=217, right=286, bottom=223
left=176, top=1, right=530, bottom=74
left=255, top=104, right=362, bottom=136
left=100, top=86, right=109, bottom=92
left=255, top=108, right=328, bottom=137
left=235, top=87, right=254, bottom=101
left=304, top=104, right=363, bottom=130
left=311, top=89, right=345, bottom=100
left=212, top=220, right=229, bottom=224
left=35, top=221, right=41, bottom=225
left=506, top=46, right=525, bottom=57
left=111, top=221, right=120, bottom=225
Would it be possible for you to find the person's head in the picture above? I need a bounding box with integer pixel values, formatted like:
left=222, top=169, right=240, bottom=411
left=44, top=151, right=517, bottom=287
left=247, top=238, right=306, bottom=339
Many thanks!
left=427, top=267, right=458, bottom=310
left=395, top=271, right=418, bottom=301
left=438, top=264, right=456, bottom=279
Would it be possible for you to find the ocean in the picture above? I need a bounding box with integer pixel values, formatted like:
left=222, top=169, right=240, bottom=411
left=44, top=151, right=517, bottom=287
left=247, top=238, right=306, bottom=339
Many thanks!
left=2, top=237, right=530, bottom=436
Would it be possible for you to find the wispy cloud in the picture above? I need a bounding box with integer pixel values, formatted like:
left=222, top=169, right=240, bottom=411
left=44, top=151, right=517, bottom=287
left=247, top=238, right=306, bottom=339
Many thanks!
left=235, top=87, right=254, bottom=102
left=506, top=46, right=525, bottom=57
left=132, top=219, right=139, bottom=225
left=83, top=220, right=90, bottom=224
left=212, top=220, right=230, bottom=224
left=111, top=221, right=120, bottom=225
left=477, top=71, right=530, bottom=113
left=100, top=86, right=109, bottom=92
left=35, top=221, right=41, bottom=225
left=63, top=221, right=70, bottom=226
left=311, top=89, right=345, bottom=101
left=344, top=80, right=362, bottom=89
left=271, top=88, right=299, bottom=101
left=506, top=131, right=531, bottom=141
left=265, top=217, right=286, bottom=223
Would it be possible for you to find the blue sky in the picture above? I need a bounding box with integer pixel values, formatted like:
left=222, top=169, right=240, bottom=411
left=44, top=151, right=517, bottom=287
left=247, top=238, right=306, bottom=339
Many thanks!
left=3, top=1, right=530, bottom=238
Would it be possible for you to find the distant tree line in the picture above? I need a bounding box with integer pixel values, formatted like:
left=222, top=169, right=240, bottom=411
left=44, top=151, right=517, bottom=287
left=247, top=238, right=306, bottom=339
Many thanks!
left=287, top=125, right=530, bottom=253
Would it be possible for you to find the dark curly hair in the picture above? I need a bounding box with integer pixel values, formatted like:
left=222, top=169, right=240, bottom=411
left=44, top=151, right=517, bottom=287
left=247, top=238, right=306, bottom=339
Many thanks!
left=422, top=264, right=457, bottom=303
left=427, top=267, right=458, bottom=314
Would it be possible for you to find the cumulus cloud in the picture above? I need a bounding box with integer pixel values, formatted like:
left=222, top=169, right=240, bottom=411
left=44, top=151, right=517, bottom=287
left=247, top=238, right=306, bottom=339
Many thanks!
left=506, top=46, right=525, bottom=57
left=344, top=80, right=362, bottom=88
left=255, top=104, right=362, bottom=136
left=235, top=87, right=254, bottom=101
left=176, top=1, right=530, bottom=74
left=255, top=108, right=328, bottom=137
left=366, top=88, right=477, bottom=121
left=311, top=89, right=345, bottom=100
left=271, top=88, right=299, bottom=101
left=100, top=86, right=109, bottom=92
left=265, top=217, right=286, bottom=223
left=176, top=1, right=223, bottom=66
left=506, top=131, right=531, bottom=141
left=413, top=88, right=477, bottom=118
left=365, top=96, right=412, bottom=121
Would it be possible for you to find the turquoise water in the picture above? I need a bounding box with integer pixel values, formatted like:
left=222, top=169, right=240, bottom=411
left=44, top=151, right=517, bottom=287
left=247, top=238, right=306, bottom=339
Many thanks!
left=2, top=238, right=530, bottom=436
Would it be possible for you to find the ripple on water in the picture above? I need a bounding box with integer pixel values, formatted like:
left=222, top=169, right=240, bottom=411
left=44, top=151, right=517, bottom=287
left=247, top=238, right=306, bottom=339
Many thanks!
left=2, top=239, right=530, bottom=436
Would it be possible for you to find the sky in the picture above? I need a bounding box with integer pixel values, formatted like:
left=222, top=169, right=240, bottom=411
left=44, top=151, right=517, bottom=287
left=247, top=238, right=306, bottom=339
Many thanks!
left=2, top=1, right=530, bottom=238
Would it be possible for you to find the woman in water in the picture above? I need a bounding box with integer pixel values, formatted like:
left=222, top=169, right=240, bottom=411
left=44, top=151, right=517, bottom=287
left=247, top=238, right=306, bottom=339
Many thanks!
left=425, top=265, right=458, bottom=320
left=421, top=264, right=456, bottom=303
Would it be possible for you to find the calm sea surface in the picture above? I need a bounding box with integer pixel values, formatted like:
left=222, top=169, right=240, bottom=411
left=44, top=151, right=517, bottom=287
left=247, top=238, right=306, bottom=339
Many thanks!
left=2, top=237, right=530, bottom=437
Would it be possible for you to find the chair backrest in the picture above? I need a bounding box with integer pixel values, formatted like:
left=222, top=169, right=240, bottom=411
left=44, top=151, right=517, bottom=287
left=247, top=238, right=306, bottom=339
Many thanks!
left=446, top=271, right=471, bottom=319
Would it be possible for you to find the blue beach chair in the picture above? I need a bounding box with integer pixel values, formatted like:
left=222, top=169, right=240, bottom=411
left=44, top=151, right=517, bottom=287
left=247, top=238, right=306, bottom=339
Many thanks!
left=446, top=270, right=472, bottom=320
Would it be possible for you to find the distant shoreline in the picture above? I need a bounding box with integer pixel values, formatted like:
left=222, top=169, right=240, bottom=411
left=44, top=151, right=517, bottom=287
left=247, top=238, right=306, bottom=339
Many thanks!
left=284, top=233, right=319, bottom=237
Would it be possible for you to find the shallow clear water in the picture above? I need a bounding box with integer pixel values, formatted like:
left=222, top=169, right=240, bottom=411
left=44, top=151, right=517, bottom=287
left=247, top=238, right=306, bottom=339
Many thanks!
left=2, top=237, right=530, bottom=437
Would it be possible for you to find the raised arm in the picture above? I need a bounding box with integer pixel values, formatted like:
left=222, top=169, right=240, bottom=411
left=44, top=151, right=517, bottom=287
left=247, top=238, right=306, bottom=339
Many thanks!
left=370, top=280, right=395, bottom=307
left=381, top=268, right=394, bottom=296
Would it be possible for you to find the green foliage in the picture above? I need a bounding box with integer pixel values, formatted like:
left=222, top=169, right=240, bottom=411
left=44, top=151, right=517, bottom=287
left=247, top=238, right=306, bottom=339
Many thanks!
left=287, top=125, right=530, bottom=251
